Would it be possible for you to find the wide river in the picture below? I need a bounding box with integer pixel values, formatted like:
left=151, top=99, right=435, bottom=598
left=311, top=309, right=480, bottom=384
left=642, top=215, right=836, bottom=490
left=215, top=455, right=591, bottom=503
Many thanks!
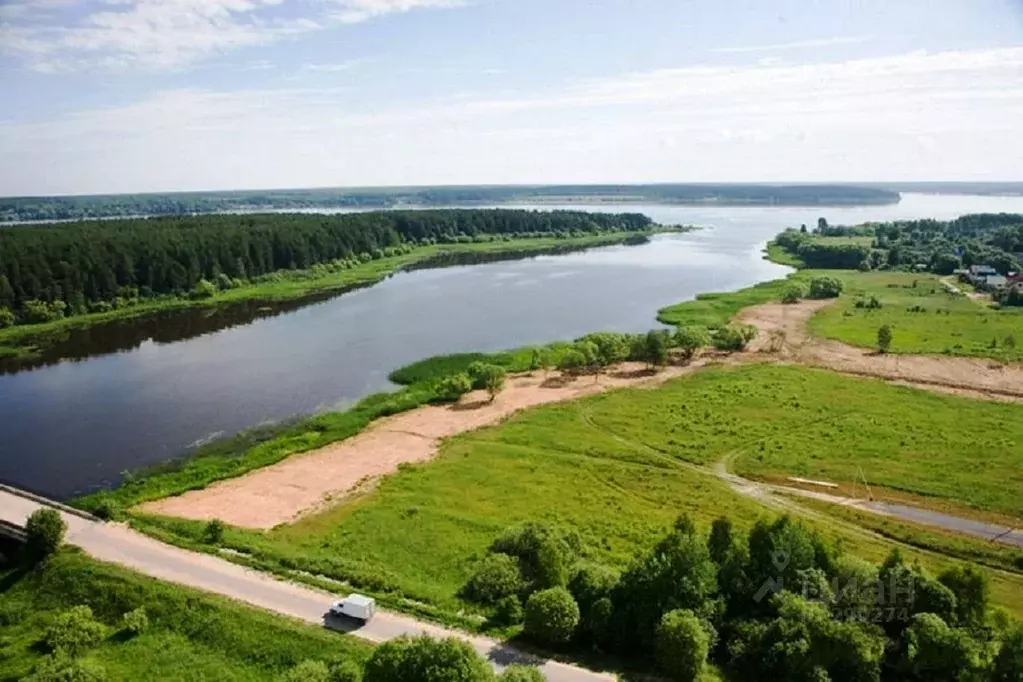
left=4, top=193, right=1023, bottom=499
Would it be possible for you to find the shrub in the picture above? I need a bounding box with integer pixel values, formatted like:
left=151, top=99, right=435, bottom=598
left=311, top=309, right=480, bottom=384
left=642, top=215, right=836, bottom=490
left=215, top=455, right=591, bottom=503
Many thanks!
left=329, top=660, right=363, bottom=682
left=808, top=276, right=844, bottom=299
left=655, top=609, right=713, bottom=681
left=191, top=279, right=217, bottom=299
left=363, top=635, right=493, bottom=682
left=0, top=307, right=14, bottom=328
left=492, top=595, right=524, bottom=626
left=557, top=349, right=587, bottom=373
left=44, top=605, right=107, bottom=656
left=204, top=518, right=225, bottom=544
left=584, top=597, right=614, bottom=648
left=23, top=654, right=106, bottom=682
left=498, top=665, right=544, bottom=682
left=491, top=524, right=576, bottom=590
left=25, top=509, right=66, bottom=561
left=523, top=588, right=580, bottom=645
left=21, top=299, right=67, bottom=324
left=991, top=625, right=1023, bottom=682
left=436, top=373, right=473, bottom=402
left=781, top=286, right=805, bottom=304
left=121, top=606, right=149, bottom=636
left=568, top=564, right=619, bottom=616
left=712, top=325, right=756, bottom=352
left=463, top=553, right=524, bottom=604
left=674, top=325, right=709, bottom=361
left=282, top=659, right=331, bottom=682
left=91, top=498, right=122, bottom=521
left=877, top=324, right=893, bottom=353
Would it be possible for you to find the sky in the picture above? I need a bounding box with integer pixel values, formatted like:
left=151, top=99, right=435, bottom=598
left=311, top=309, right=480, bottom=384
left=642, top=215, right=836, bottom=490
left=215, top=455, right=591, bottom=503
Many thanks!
left=1, top=0, right=1022, bottom=196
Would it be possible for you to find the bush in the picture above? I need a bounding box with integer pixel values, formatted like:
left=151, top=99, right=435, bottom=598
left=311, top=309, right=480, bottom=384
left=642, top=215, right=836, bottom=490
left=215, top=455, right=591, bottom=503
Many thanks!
left=498, top=665, right=544, bottom=682
left=44, top=605, right=108, bottom=656
left=282, top=659, right=331, bottom=682
left=21, top=299, right=67, bottom=324
left=557, top=349, right=587, bottom=373
left=25, top=509, right=66, bottom=561
left=23, top=654, right=106, bottom=682
left=329, top=660, right=363, bottom=682
left=191, top=279, right=217, bottom=299
left=877, top=324, right=893, bottom=353
left=808, top=276, right=844, bottom=299
left=121, top=606, right=149, bottom=636
left=712, top=325, right=756, bottom=352
left=463, top=553, right=524, bottom=604
left=655, top=609, right=713, bottom=681
left=491, top=524, right=576, bottom=590
left=363, top=635, right=493, bottom=682
left=781, top=286, right=805, bottom=304
left=492, top=595, right=523, bottom=626
left=523, top=588, right=580, bottom=645
left=204, top=518, right=225, bottom=544
left=436, top=373, right=473, bottom=402
left=584, top=597, right=614, bottom=647
left=991, top=625, right=1023, bottom=682
left=0, top=307, right=14, bottom=328
left=674, top=325, right=709, bottom=361
left=568, top=564, right=618, bottom=616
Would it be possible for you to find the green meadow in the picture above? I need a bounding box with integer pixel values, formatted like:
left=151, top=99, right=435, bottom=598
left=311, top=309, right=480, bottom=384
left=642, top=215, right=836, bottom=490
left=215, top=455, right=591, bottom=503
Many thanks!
left=0, top=549, right=370, bottom=681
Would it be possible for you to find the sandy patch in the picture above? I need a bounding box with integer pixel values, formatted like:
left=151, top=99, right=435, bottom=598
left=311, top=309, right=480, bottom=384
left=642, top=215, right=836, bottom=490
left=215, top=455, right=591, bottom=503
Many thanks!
left=737, top=300, right=1023, bottom=401
left=139, top=362, right=703, bottom=529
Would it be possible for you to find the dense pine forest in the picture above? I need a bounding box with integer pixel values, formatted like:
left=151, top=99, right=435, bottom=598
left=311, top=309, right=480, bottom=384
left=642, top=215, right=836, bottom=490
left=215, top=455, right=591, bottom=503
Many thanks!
left=0, top=209, right=651, bottom=327
left=0, top=184, right=899, bottom=222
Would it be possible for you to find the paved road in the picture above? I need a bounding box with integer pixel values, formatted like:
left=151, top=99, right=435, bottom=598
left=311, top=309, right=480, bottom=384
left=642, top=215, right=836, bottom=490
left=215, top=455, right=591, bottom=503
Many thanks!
left=0, top=491, right=612, bottom=681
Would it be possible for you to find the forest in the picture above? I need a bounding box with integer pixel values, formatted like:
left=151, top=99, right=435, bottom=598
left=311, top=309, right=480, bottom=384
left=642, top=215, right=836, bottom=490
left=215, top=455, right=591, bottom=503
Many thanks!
left=0, top=209, right=651, bottom=327
left=0, top=184, right=900, bottom=222
left=774, top=213, right=1023, bottom=277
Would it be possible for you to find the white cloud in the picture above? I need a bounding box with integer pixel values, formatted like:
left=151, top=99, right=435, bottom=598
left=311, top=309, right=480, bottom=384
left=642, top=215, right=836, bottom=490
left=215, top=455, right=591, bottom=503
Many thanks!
left=712, top=35, right=871, bottom=54
left=0, top=0, right=461, bottom=71
left=2, top=46, right=1022, bottom=193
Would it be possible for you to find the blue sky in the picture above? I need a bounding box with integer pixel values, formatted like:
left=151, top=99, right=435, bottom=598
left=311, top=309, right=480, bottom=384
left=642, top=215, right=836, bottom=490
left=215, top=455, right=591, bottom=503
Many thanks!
left=2, top=0, right=1022, bottom=195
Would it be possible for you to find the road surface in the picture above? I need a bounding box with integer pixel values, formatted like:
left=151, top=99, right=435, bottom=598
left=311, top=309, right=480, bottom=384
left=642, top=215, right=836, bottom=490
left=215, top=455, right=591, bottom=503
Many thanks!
left=0, top=490, right=612, bottom=681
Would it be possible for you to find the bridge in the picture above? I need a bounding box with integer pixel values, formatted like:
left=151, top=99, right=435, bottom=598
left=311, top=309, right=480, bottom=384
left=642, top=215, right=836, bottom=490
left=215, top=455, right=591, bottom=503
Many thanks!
left=0, top=484, right=611, bottom=682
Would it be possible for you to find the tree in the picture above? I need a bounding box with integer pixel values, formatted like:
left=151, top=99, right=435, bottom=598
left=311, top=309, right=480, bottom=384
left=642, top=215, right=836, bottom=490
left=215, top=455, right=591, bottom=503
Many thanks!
left=0, top=306, right=14, bottom=329
left=437, top=373, right=473, bottom=402
left=492, top=595, right=523, bottom=626
left=808, top=276, right=844, bottom=299
left=467, top=363, right=506, bottom=400
left=328, top=660, right=363, bottom=682
left=585, top=597, right=614, bottom=648
left=939, top=565, right=989, bottom=629
left=712, top=325, right=756, bottom=352
left=529, top=348, right=550, bottom=376
left=877, top=324, right=893, bottom=353
left=643, top=329, right=670, bottom=369
left=931, top=253, right=961, bottom=275
left=707, top=517, right=734, bottom=566
left=898, top=613, right=981, bottom=681
left=524, top=587, right=580, bottom=645
left=568, top=564, right=619, bottom=618
left=483, top=367, right=506, bottom=402
left=282, top=660, right=331, bottom=682
left=491, top=524, right=575, bottom=591
left=463, top=553, right=524, bottom=604
left=782, top=286, right=805, bottom=304
left=191, top=278, right=217, bottom=299
left=991, top=625, right=1023, bottom=682
left=817, top=217, right=828, bottom=232
left=655, top=609, right=713, bottom=681
left=497, top=665, right=544, bottom=682
left=121, top=607, right=148, bottom=636
left=579, top=332, right=630, bottom=374
left=25, top=508, right=66, bottom=561
left=363, top=635, right=494, bottom=682
left=557, top=349, right=586, bottom=374
left=45, top=605, right=108, bottom=657
left=674, top=326, right=709, bottom=361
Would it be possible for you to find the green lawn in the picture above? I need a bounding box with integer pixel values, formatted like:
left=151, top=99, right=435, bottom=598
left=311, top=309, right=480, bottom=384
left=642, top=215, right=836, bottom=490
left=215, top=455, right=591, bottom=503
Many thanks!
left=135, top=364, right=1023, bottom=620
left=806, top=270, right=1023, bottom=363
left=0, top=549, right=371, bottom=681
left=656, top=271, right=817, bottom=327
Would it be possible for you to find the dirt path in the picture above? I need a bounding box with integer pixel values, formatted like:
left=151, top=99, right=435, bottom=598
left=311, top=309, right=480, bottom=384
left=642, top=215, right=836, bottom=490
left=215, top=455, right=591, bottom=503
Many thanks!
left=143, top=299, right=1022, bottom=530
left=140, top=363, right=708, bottom=529
left=737, top=300, right=1023, bottom=401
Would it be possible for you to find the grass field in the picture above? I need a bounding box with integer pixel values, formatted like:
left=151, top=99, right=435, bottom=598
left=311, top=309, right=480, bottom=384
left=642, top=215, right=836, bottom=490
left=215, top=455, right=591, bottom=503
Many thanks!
left=134, top=364, right=1023, bottom=620
left=806, top=270, right=1023, bottom=363
left=656, top=270, right=815, bottom=327
left=0, top=230, right=655, bottom=364
left=0, top=549, right=370, bottom=681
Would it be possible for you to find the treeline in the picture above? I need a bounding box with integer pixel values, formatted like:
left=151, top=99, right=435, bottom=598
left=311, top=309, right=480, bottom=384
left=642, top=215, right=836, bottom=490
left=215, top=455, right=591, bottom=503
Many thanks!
left=0, top=209, right=651, bottom=327
left=0, top=184, right=899, bottom=222
left=455, top=515, right=1022, bottom=682
left=775, top=213, right=1023, bottom=276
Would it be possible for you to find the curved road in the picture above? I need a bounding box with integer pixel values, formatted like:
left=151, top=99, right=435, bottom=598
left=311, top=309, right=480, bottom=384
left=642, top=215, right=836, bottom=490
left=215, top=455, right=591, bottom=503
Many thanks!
left=0, top=490, right=611, bottom=682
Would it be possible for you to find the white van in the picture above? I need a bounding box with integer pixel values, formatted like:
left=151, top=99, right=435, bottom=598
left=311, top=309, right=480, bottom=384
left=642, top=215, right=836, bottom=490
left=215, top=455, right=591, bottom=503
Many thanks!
left=330, top=594, right=376, bottom=622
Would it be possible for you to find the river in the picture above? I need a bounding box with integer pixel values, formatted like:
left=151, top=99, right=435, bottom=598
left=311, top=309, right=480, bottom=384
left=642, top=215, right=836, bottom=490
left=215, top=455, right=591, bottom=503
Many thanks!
left=3, top=193, right=1023, bottom=500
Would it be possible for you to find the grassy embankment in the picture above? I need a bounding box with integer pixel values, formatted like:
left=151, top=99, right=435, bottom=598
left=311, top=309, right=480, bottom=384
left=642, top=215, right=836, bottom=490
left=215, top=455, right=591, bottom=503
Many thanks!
left=129, top=364, right=1023, bottom=623
left=0, top=229, right=658, bottom=363
left=0, top=549, right=370, bottom=681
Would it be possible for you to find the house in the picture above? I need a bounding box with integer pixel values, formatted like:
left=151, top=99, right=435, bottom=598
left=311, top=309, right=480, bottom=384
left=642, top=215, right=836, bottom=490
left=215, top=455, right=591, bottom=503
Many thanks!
left=983, top=275, right=1008, bottom=290
left=969, top=264, right=997, bottom=277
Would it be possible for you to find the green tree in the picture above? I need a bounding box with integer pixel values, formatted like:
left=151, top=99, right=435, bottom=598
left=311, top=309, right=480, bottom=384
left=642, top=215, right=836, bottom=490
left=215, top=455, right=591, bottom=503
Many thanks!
left=467, top=363, right=506, bottom=398
left=557, top=349, right=586, bottom=374
left=463, top=553, right=524, bottom=604
left=712, top=325, right=755, bottom=352
left=524, top=587, right=580, bottom=645
left=580, top=332, right=630, bottom=374
left=437, top=373, right=473, bottom=402
left=0, top=274, right=13, bottom=308
left=991, top=625, right=1023, bottom=682
left=568, top=564, right=619, bottom=619
left=492, top=595, right=523, bottom=626
left=482, top=366, right=506, bottom=402
left=808, top=275, right=844, bottom=299
left=644, top=329, right=670, bottom=369
left=363, top=636, right=493, bottom=682
left=492, top=524, right=575, bottom=590
left=931, top=253, right=961, bottom=275
left=898, top=613, right=981, bottom=682
left=655, top=609, right=713, bottom=681
left=282, top=660, right=331, bottom=682
left=939, top=565, right=989, bottom=629
left=45, top=605, right=108, bottom=657
left=497, top=665, right=544, bottom=682
left=585, top=597, right=614, bottom=648
left=707, top=517, right=734, bottom=566
left=0, top=306, right=14, bottom=328
left=25, top=508, right=66, bottom=561
left=191, top=278, right=217, bottom=299
left=121, top=606, right=149, bottom=636
left=877, top=324, right=893, bottom=353
left=674, top=326, right=709, bottom=361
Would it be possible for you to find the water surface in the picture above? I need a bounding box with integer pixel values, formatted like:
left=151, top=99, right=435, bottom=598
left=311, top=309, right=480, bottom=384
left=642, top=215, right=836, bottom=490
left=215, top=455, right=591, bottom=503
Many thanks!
left=4, top=193, right=1023, bottom=499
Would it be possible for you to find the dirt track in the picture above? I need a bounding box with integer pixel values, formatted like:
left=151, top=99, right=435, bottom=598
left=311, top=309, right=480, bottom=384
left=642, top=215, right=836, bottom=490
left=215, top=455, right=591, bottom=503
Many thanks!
left=142, top=299, right=1022, bottom=529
